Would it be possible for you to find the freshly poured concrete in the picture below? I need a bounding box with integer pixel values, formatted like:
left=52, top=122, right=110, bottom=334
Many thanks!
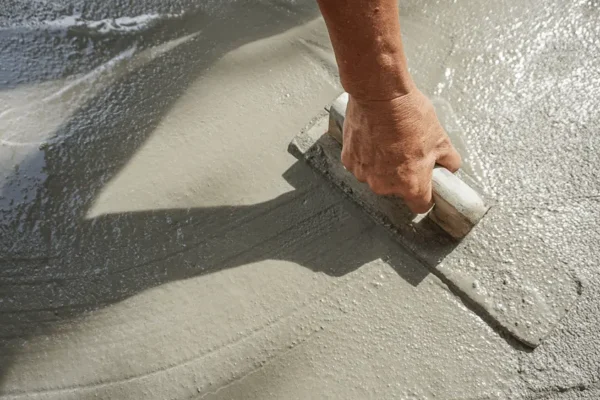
left=291, top=99, right=578, bottom=348
left=1, top=0, right=599, bottom=399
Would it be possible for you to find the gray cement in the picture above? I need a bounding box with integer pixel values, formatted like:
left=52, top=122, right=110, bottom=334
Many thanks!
left=291, top=96, right=578, bottom=348
left=0, top=0, right=599, bottom=399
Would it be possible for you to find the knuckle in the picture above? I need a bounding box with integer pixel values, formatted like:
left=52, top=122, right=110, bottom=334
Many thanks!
left=369, top=183, right=388, bottom=195
left=438, top=137, right=452, bottom=149
left=355, top=174, right=367, bottom=183
left=397, top=177, right=421, bottom=198
left=400, top=180, right=432, bottom=213
left=367, top=177, right=391, bottom=196
left=352, top=167, right=368, bottom=183
left=437, top=140, right=454, bottom=155
left=400, top=181, right=429, bottom=203
left=406, top=182, right=425, bottom=197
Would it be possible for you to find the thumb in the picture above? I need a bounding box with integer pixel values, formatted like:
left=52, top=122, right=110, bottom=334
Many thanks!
left=436, top=144, right=462, bottom=173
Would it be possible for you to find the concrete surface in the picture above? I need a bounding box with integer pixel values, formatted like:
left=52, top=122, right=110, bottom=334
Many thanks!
left=290, top=97, right=578, bottom=348
left=0, top=0, right=599, bottom=399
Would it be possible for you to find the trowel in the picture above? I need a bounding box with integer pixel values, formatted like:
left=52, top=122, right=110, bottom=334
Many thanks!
left=287, top=92, right=581, bottom=349
left=289, top=92, right=491, bottom=240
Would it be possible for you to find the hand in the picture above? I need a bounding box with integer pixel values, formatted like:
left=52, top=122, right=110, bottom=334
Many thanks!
left=341, top=89, right=462, bottom=213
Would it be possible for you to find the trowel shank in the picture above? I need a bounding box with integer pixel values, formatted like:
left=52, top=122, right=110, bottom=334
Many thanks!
left=328, top=92, right=490, bottom=239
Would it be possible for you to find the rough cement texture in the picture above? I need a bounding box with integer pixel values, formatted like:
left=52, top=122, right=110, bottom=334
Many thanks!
left=292, top=97, right=578, bottom=348
left=0, top=0, right=599, bottom=399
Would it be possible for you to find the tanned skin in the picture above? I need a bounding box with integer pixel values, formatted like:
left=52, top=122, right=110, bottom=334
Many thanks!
left=316, top=0, right=462, bottom=213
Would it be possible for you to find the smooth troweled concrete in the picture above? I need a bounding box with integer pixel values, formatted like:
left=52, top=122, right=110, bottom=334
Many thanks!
left=1, top=0, right=599, bottom=399
left=291, top=93, right=578, bottom=348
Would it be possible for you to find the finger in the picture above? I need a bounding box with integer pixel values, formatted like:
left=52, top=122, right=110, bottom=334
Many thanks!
left=345, top=160, right=367, bottom=183
left=403, top=183, right=433, bottom=213
left=341, top=147, right=367, bottom=183
left=366, top=176, right=397, bottom=196
left=353, top=166, right=368, bottom=183
left=396, top=170, right=434, bottom=214
left=436, top=144, right=462, bottom=173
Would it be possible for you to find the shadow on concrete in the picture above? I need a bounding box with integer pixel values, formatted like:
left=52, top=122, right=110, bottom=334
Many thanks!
left=0, top=1, right=532, bottom=394
left=0, top=2, right=435, bottom=394
left=0, top=1, right=319, bottom=91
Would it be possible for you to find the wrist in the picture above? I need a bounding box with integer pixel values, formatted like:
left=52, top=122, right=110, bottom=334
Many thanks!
left=347, top=87, right=427, bottom=124
left=339, top=52, right=416, bottom=101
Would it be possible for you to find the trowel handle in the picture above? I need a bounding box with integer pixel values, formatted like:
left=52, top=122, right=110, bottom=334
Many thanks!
left=327, top=92, right=490, bottom=239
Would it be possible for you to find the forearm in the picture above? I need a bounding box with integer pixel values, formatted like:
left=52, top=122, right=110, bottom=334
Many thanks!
left=316, top=0, right=414, bottom=100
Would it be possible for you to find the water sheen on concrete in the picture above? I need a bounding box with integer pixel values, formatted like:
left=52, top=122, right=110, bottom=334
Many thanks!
left=1, top=0, right=599, bottom=399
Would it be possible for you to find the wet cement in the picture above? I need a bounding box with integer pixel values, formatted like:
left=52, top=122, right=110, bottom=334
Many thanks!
left=1, top=0, right=599, bottom=399
left=292, top=99, right=579, bottom=348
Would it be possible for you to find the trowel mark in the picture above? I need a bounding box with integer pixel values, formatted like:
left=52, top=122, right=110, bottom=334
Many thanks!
left=0, top=146, right=48, bottom=257
left=0, top=46, right=137, bottom=147
left=0, top=31, right=199, bottom=147
left=2, top=12, right=185, bottom=34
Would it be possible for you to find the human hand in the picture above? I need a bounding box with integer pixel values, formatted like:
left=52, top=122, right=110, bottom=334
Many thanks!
left=341, top=90, right=462, bottom=213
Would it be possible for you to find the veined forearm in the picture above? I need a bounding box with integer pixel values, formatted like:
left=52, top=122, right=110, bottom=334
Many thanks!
left=316, top=0, right=414, bottom=100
